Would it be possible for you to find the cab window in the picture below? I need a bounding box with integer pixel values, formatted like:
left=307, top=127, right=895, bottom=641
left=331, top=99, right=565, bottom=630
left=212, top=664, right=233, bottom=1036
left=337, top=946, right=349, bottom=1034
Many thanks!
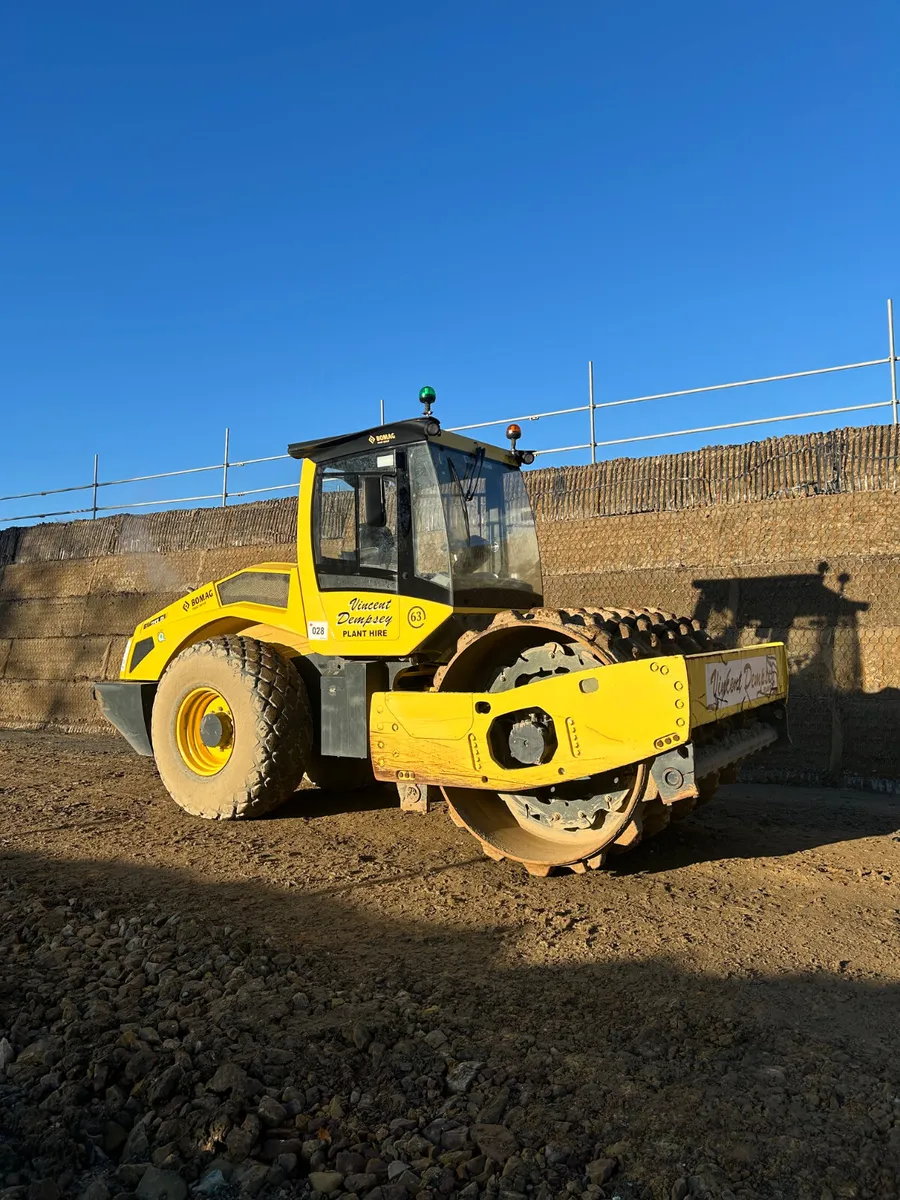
left=313, top=452, right=398, bottom=592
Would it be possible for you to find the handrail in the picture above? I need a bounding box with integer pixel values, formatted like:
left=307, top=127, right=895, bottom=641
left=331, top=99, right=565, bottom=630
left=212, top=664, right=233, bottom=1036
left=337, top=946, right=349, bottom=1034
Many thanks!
left=2, top=298, right=898, bottom=524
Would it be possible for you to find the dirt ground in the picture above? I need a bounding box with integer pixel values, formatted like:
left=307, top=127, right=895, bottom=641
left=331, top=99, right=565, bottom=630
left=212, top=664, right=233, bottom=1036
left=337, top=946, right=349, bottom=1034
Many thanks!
left=1, top=729, right=899, bottom=1200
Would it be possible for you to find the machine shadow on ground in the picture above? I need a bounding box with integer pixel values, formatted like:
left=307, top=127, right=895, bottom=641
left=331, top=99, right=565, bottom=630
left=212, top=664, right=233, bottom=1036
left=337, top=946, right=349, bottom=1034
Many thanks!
left=1, top=846, right=898, bottom=1196
left=6, top=725, right=896, bottom=874
left=275, top=782, right=398, bottom=821
left=607, top=782, right=900, bottom=876
left=269, top=770, right=899, bottom=876
left=2, top=846, right=898, bottom=1064
left=285, top=781, right=900, bottom=875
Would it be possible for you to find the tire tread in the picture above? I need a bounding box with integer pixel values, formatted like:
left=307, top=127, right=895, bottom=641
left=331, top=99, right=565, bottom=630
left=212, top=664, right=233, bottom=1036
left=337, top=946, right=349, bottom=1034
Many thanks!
left=154, top=635, right=312, bottom=819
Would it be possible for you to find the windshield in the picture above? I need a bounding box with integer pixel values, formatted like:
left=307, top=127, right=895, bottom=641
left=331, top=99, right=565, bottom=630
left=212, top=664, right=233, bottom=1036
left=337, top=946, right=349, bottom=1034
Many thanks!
left=408, top=442, right=542, bottom=606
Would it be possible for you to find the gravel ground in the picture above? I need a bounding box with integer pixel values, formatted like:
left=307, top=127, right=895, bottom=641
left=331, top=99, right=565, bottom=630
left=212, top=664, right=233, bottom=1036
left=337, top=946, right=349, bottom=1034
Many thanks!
left=0, top=730, right=898, bottom=1200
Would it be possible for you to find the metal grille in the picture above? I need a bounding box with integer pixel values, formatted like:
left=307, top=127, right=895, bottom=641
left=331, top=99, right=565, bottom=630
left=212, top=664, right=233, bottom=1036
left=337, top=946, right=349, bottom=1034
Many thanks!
left=217, top=571, right=290, bottom=608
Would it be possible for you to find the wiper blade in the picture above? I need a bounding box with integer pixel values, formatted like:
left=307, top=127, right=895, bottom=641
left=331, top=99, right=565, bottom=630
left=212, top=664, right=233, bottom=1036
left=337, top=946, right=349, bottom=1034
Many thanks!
left=461, top=447, right=485, bottom=502
left=447, top=456, right=472, bottom=541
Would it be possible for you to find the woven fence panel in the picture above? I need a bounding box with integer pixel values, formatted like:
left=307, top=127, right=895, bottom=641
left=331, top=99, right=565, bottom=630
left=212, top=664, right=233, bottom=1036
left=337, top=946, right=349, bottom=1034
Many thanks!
left=526, top=425, right=900, bottom=521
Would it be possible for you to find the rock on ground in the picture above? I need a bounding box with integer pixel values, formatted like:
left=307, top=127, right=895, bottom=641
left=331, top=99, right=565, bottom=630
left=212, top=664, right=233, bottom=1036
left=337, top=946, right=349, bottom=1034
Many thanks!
left=0, top=729, right=899, bottom=1200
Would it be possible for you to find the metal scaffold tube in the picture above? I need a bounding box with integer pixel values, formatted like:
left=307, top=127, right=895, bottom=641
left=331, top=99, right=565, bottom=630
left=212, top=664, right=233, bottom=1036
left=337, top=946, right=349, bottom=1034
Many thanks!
left=222, top=428, right=230, bottom=506
left=588, top=361, right=596, bottom=464
left=888, top=299, right=898, bottom=426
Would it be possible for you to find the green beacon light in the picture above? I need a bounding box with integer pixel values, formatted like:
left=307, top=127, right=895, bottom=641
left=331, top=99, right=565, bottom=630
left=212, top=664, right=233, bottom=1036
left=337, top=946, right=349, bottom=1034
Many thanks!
left=419, top=386, right=436, bottom=416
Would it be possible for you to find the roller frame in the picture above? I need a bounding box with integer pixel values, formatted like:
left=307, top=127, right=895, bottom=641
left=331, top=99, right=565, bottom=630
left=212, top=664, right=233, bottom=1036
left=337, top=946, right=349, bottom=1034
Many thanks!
left=369, top=643, right=789, bottom=789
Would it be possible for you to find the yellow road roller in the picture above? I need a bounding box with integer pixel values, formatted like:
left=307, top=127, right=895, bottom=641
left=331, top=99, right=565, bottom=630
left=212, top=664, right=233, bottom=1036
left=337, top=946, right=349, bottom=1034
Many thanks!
left=95, top=388, right=788, bottom=875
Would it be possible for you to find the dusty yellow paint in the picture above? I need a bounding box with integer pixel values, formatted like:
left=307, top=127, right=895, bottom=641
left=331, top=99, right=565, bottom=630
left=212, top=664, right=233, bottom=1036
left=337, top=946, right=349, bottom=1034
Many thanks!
left=293, top=459, right=455, bottom=657
left=685, top=643, right=789, bottom=727
left=303, top=591, right=452, bottom=652
left=121, top=563, right=306, bottom=682
left=370, top=645, right=789, bottom=790
left=121, top=454, right=460, bottom=683
left=117, top=438, right=789, bottom=795
left=369, top=655, right=691, bottom=788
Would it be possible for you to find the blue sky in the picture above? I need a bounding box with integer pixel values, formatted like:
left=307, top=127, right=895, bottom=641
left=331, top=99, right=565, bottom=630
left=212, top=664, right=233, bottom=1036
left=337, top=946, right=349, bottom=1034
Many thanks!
left=2, top=1, right=899, bottom=520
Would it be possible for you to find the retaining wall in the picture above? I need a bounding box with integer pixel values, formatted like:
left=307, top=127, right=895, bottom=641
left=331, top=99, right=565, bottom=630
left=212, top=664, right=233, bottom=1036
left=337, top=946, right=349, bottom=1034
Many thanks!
left=2, top=425, right=899, bottom=787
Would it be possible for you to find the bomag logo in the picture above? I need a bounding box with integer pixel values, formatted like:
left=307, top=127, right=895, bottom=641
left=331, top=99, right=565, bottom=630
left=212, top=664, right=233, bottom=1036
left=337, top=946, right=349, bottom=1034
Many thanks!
left=182, top=586, right=215, bottom=613
left=368, top=432, right=396, bottom=445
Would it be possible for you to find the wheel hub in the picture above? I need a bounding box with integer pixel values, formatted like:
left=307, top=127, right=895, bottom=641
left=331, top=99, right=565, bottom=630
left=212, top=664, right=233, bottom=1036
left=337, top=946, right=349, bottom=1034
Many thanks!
left=200, top=711, right=233, bottom=749
left=438, top=630, right=648, bottom=869
left=436, top=605, right=720, bottom=874
left=489, top=642, right=637, bottom=832
left=175, top=687, right=234, bottom=776
left=507, top=715, right=554, bottom=766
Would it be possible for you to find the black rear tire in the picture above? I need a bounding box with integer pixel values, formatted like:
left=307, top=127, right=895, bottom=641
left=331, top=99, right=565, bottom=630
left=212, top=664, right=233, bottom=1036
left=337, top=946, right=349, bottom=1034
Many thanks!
left=152, top=636, right=312, bottom=819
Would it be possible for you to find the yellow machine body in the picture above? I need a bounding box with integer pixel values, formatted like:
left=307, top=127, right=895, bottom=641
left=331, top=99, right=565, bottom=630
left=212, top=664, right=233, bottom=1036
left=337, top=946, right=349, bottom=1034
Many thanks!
left=120, top=430, right=531, bottom=685
left=119, top=560, right=457, bottom=682
left=120, top=458, right=464, bottom=682
left=369, top=643, right=788, bottom=789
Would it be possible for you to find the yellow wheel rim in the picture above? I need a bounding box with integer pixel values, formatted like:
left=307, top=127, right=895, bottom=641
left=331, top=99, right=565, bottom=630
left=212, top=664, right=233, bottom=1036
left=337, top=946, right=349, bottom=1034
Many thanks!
left=175, top=687, right=234, bottom=776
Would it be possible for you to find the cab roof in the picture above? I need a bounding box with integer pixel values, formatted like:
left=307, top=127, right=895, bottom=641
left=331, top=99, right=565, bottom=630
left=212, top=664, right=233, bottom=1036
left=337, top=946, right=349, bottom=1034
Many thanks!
left=287, top=417, right=519, bottom=467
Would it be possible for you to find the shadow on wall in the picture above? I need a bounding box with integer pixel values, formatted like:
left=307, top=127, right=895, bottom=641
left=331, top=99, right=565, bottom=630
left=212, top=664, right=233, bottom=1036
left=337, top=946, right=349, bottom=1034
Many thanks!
left=0, top=845, right=898, bottom=1194
left=692, top=563, right=900, bottom=787
left=0, top=527, right=21, bottom=696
